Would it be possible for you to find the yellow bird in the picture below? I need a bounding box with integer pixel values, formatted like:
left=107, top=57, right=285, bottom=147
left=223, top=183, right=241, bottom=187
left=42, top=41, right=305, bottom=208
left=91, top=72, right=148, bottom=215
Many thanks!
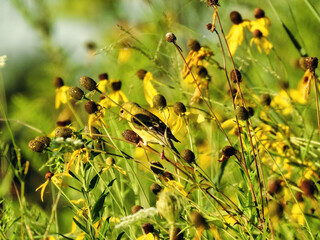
left=119, top=102, right=180, bottom=158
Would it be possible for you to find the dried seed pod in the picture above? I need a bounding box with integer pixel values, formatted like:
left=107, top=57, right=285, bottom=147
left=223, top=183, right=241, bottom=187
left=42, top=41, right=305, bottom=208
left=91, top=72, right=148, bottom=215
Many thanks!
left=170, top=227, right=184, bottom=240
left=142, top=223, right=154, bottom=234
left=57, top=119, right=71, bottom=127
left=206, top=23, right=213, bottom=31
left=300, top=179, right=316, bottom=197
left=122, top=129, right=142, bottom=144
left=53, top=77, right=64, bottom=88
left=69, top=87, right=84, bottom=100
left=187, top=39, right=201, bottom=52
left=55, top=127, right=73, bottom=138
left=180, top=149, right=195, bottom=163
left=197, top=66, right=209, bottom=78
left=166, top=32, right=177, bottom=43
left=230, top=69, right=242, bottom=83
left=304, top=57, right=318, bottom=72
left=83, top=125, right=100, bottom=139
left=253, top=29, right=263, bottom=38
left=79, top=76, right=97, bottom=91
left=254, top=8, right=265, bottom=19
left=150, top=161, right=164, bottom=175
left=173, top=102, right=187, bottom=116
left=35, top=136, right=51, bottom=147
left=111, top=81, right=122, bottom=91
left=131, top=205, right=143, bottom=214
left=150, top=183, right=162, bottom=195
left=106, top=157, right=115, bottom=166
left=268, top=179, right=282, bottom=195
left=230, top=11, right=243, bottom=25
left=99, top=73, right=109, bottom=80
left=222, top=146, right=237, bottom=157
left=236, top=106, right=249, bottom=121
left=136, top=69, right=147, bottom=80
left=247, top=107, right=255, bottom=117
left=153, top=94, right=167, bottom=110
left=260, top=94, right=272, bottom=106
left=45, top=171, right=54, bottom=180
left=85, top=101, right=99, bottom=114
left=28, top=140, right=45, bottom=152
left=190, top=211, right=207, bottom=228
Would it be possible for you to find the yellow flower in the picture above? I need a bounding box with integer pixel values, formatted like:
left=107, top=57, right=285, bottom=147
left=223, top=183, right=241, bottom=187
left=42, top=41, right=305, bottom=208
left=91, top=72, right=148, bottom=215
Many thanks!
left=226, top=11, right=250, bottom=55
left=66, top=148, right=90, bottom=173
left=55, top=86, right=70, bottom=109
left=118, top=47, right=132, bottom=64
left=97, top=80, right=108, bottom=94
left=99, top=80, right=128, bottom=108
left=137, top=233, right=156, bottom=240
left=164, top=180, right=188, bottom=197
left=297, top=69, right=313, bottom=102
left=143, top=72, right=158, bottom=107
left=249, top=17, right=271, bottom=37
left=291, top=202, right=305, bottom=225
left=250, top=29, right=273, bottom=54
left=35, top=172, right=68, bottom=202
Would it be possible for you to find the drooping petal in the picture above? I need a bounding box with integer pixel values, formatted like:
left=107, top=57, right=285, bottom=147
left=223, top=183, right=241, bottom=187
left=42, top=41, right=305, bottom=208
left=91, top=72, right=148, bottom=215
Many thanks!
left=143, top=72, right=158, bottom=107
left=35, top=179, right=49, bottom=202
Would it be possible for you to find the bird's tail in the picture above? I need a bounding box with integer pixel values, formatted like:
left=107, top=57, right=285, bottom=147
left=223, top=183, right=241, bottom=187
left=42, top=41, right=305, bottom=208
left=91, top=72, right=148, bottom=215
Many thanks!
left=167, top=139, right=181, bottom=159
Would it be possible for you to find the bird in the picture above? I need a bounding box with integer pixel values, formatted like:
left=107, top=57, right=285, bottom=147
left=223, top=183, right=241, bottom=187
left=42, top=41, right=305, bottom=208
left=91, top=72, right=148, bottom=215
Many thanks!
left=119, top=102, right=180, bottom=158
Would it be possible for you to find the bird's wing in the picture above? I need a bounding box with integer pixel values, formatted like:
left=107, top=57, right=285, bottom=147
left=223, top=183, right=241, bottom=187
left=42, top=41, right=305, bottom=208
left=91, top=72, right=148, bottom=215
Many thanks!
left=131, top=112, right=180, bottom=143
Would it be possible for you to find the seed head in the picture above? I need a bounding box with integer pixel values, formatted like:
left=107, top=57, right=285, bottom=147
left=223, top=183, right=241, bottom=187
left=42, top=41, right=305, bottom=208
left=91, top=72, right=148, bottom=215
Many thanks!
left=142, top=223, right=154, bottom=234
left=180, top=149, right=195, bottom=163
left=268, top=179, right=282, bottom=195
left=156, top=191, right=182, bottom=225
left=150, top=183, right=162, bottom=195
left=153, top=94, right=167, bottom=110
left=69, top=87, right=84, bottom=100
left=35, top=136, right=51, bottom=147
left=170, top=227, right=184, bottom=240
left=236, top=106, right=249, bottom=121
left=99, top=73, right=109, bottom=80
left=304, top=57, right=318, bottom=72
left=85, top=101, right=99, bottom=114
left=57, top=119, right=71, bottom=127
left=111, top=80, right=122, bottom=91
left=187, top=39, right=201, bottom=52
left=79, top=76, right=97, bottom=91
left=222, top=146, right=237, bottom=157
left=197, top=66, right=209, bottom=78
left=53, top=77, right=64, bottom=88
left=122, top=129, right=142, bottom=144
left=84, top=125, right=100, bottom=139
left=45, top=171, right=54, bottom=180
left=247, top=107, right=255, bottom=117
left=300, top=179, right=316, bottom=197
left=28, top=140, right=45, bottom=152
left=230, top=11, right=243, bottom=25
left=253, top=29, right=263, bottom=38
left=206, top=23, right=213, bottom=31
left=173, top=102, right=187, bottom=116
left=190, top=211, right=207, bottom=228
left=163, top=171, right=174, bottom=181
left=268, top=201, right=283, bottom=218
left=131, top=205, right=143, bottom=214
left=260, top=94, right=272, bottom=106
left=55, top=127, right=73, bottom=138
left=254, top=8, right=265, bottom=19
left=150, top=161, right=164, bottom=175
left=230, top=69, right=242, bottom=83
left=136, top=69, right=147, bottom=80
left=166, top=32, right=177, bottom=43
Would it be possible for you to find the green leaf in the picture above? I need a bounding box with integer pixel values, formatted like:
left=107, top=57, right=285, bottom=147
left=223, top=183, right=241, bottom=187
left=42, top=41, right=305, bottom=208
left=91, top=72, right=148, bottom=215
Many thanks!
left=116, top=232, right=125, bottom=240
left=88, top=172, right=101, bottom=192
left=73, top=218, right=90, bottom=235
left=69, top=171, right=80, bottom=182
left=57, top=233, right=75, bottom=240
left=108, top=178, right=117, bottom=187
left=92, top=191, right=109, bottom=222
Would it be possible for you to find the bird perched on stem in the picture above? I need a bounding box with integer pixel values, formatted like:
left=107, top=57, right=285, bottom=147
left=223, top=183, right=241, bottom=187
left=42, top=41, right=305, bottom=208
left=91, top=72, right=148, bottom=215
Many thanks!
left=119, top=102, right=180, bottom=158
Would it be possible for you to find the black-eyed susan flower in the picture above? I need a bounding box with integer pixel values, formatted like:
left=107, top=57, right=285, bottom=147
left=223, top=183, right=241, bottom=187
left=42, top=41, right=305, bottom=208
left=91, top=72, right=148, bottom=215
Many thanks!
left=85, top=101, right=108, bottom=130
left=66, top=147, right=90, bottom=173
left=54, top=77, right=70, bottom=109
left=249, top=8, right=271, bottom=37
left=137, top=69, right=159, bottom=108
left=250, top=29, right=273, bottom=54
left=97, top=73, right=109, bottom=94
left=99, top=80, right=128, bottom=108
left=226, top=11, right=250, bottom=55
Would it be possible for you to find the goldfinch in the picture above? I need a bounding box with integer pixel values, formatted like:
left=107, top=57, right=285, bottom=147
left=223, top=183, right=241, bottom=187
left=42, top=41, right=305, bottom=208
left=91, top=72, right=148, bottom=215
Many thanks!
left=119, top=102, right=180, bottom=158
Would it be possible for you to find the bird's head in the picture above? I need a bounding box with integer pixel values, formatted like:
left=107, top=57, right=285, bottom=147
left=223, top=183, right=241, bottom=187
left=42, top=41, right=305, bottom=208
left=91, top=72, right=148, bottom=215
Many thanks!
left=119, top=102, right=141, bottom=121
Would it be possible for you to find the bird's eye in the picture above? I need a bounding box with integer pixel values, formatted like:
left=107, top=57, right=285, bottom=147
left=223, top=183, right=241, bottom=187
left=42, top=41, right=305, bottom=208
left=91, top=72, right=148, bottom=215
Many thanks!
left=120, top=110, right=124, bottom=114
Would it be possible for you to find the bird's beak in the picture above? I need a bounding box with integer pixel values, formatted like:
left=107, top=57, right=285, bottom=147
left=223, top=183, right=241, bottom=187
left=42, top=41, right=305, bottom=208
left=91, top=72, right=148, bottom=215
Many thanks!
left=119, top=116, right=123, bottom=121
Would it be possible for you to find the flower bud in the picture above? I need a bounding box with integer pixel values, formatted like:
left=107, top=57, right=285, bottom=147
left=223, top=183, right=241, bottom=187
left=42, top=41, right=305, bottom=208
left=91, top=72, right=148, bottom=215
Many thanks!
left=131, top=205, right=143, bottom=214
left=28, top=140, right=45, bottom=152
left=180, top=149, right=195, bottom=164
left=222, top=146, right=237, bottom=157
left=206, top=23, right=213, bottom=31
left=253, top=29, right=263, bottom=38
left=304, top=57, right=318, bottom=72
left=142, top=223, right=154, bottom=234
left=300, top=179, right=316, bottom=197
left=236, top=106, right=249, bottom=121
left=150, top=183, right=162, bottom=195
left=254, top=8, right=265, bottom=19
left=150, top=161, right=164, bottom=175
left=187, top=39, right=201, bottom=52
left=45, top=171, right=54, bottom=180
left=35, top=136, right=51, bottom=147
left=84, top=125, right=100, bottom=139
left=53, top=77, right=64, bottom=88
left=166, top=32, right=177, bottom=43
left=136, top=69, right=147, bottom=80
left=55, top=127, right=73, bottom=138
left=79, top=76, right=97, bottom=91
left=156, top=191, right=182, bottom=225
left=86, top=41, right=96, bottom=51
left=173, top=102, right=186, bottom=116
left=122, top=129, right=142, bottom=144
left=153, top=94, right=167, bottom=110
left=230, top=69, right=242, bottom=83
left=85, top=101, right=99, bottom=114
left=163, top=171, right=174, bottom=182
left=69, top=87, right=84, bottom=100
left=99, top=73, right=109, bottom=80
left=230, top=11, right=243, bottom=25
left=260, top=94, right=271, bottom=106
left=268, top=179, right=282, bottom=195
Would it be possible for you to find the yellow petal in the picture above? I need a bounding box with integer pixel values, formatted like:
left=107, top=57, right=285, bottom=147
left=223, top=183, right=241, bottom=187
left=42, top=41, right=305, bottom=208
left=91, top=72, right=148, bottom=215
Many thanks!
left=36, top=179, right=49, bottom=202
left=136, top=233, right=155, bottom=240
left=144, top=72, right=158, bottom=107
left=97, top=80, right=108, bottom=94
left=118, top=47, right=132, bottom=64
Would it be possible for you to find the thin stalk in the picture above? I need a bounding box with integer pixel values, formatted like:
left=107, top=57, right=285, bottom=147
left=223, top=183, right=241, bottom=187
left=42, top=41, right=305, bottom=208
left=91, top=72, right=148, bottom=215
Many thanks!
left=313, top=73, right=320, bottom=138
